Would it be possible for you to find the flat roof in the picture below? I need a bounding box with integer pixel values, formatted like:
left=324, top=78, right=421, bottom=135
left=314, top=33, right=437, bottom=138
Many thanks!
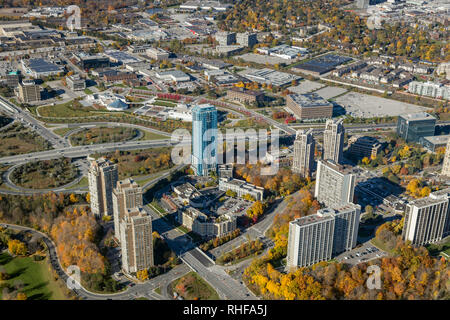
left=26, top=58, right=62, bottom=73
left=288, top=92, right=331, bottom=107
left=422, top=134, right=450, bottom=144
left=399, top=112, right=436, bottom=122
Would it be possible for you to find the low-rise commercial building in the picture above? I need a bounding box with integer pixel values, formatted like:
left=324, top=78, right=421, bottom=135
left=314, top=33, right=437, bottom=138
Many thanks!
left=226, top=87, right=265, bottom=105
left=397, top=112, right=436, bottom=143
left=348, top=136, right=382, bottom=160
left=218, top=177, right=264, bottom=201
left=145, top=47, right=170, bottom=61
left=178, top=207, right=237, bottom=238
left=66, top=74, right=86, bottom=91
left=286, top=93, right=333, bottom=120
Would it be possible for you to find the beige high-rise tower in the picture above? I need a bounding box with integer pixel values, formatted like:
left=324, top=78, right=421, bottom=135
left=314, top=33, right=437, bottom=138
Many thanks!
left=112, top=178, right=143, bottom=240
left=88, top=158, right=119, bottom=217
left=323, top=118, right=345, bottom=164
left=441, top=138, right=450, bottom=177
left=120, top=207, right=154, bottom=274
left=292, top=129, right=315, bottom=178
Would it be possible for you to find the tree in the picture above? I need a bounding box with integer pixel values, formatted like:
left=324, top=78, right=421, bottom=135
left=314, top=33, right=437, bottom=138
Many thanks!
left=16, top=292, right=27, bottom=300
left=136, top=269, right=149, bottom=281
left=69, top=193, right=78, bottom=203
left=365, top=205, right=373, bottom=215
left=8, top=239, right=27, bottom=256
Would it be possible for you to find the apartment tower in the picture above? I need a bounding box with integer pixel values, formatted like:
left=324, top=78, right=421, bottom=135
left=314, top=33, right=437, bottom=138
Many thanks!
left=292, top=129, right=315, bottom=178
left=88, top=158, right=119, bottom=217
left=112, top=178, right=143, bottom=240
left=323, top=118, right=345, bottom=164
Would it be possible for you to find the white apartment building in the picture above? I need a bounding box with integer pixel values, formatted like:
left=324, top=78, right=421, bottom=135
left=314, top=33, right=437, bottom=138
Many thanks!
left=314, top=160, right=355, bottom=209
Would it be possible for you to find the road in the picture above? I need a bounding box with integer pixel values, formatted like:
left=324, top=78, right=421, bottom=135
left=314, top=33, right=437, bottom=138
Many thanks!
left=0, top=96, right=69, bottom=149
left=210, top=195, right=291, bottom=259
left=0, top=222, right=194, bottom=300
left=142, top=203, right=257, bottom=300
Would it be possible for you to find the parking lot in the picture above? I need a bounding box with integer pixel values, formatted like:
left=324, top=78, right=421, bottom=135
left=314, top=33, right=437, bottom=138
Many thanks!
left=216, top=197, right=252, bottom=217
left=336, top=242, right=387, bottom=266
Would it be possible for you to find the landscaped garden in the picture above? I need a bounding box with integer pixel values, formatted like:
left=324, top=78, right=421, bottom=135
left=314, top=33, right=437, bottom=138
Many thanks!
left=10, top=158, right=78, bottom=189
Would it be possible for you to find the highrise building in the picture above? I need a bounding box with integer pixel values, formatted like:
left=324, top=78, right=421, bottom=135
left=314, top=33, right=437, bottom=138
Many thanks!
left=236, top=32, right=257, bottom=47
left=396, top=112, right=436, bottom=143
left=88, top=158, right=119, bottom=217
left=402, top=188, right=450, bottom=246
left=323, top=118, right=344, bottom=164
left=331, top=203, right=361, bottom=254
left=120, top=207, right=154, bottom=274
left=287, top=203, right=361, bottom=268
left=215, top=32, right=236, bottom=46
left=191, top=104, right=218, bottom=176
left=17, top=79, right=40, bottom=103
left=292, top=129, right=315, bottom=178
left=287, top=209, right=335, bottom=268
left=441, top=138, right=450, bottom=177
left=112, top=178, right=143, bottom=240
left=314, top=159, right=355, bottom=209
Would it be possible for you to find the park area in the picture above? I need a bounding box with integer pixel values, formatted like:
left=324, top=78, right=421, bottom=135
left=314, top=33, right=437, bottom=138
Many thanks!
left=92, top=148, right=173, bottom=179
left=0, top=123, right=52, bottom=157
left=69, top=126, right=140, bottom=146
left=10, top=158, right=78, bottom=189
left=0, top=252, right=67, bottom=300
left=169, top=272, right=219, bottom=300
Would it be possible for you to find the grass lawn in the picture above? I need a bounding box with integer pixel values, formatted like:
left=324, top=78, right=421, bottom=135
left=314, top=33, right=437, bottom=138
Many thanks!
left=0, top=124, right=52, bottom=157
left=155, top=287, right=161, bottom=295
left=66, top=176, right=88, bottom=189
left=169, top=272, right=220, bottom=300
left=84, top=88, right=94, bottom=95
left=140, top=130, right=169, bottom=141
left=0, top=252, right=68, bottom=300
left=69, top=126, right=139, bottom=146
left=92, top=148, right=173, bottom=179
left=53, top=127, right=77, bottom=136
left=11, top=159, right=78, bottom=189
left=37, top=101, right=98, bottom=118
left=371, top=238, right=395, bottom=254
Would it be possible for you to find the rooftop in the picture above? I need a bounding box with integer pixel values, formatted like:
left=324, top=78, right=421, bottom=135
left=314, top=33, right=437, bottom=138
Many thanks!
left=400, top=112, right=436, bottom=122
left=288, top=92, right=331, bottom=107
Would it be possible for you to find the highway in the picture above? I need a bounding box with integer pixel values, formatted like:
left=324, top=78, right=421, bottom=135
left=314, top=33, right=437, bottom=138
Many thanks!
left=0, top=96, right=69, bottom=149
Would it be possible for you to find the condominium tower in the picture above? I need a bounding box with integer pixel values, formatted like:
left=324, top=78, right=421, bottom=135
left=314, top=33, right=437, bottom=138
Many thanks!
left=191, top=104, right=218, bottom=176
left=287, top=203, right=361, bottom=268
left=323, top=118, right=345, bottom=164
left=88, top=158, right=119, bottom=217
left=292, top=129, right=315, bottom=178
left=287, top=209, right=335, bottom=268
left=402, top=188, right=450, bottom=246
left=112, top=178, right=143, bottom=240
left=314, top=159, right=355, bottom=209
left=120, top=207, right=154, bottom=274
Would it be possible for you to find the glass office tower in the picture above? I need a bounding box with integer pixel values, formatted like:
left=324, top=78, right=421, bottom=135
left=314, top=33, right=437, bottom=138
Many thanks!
left=191, top=104, right=218, bottom=176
